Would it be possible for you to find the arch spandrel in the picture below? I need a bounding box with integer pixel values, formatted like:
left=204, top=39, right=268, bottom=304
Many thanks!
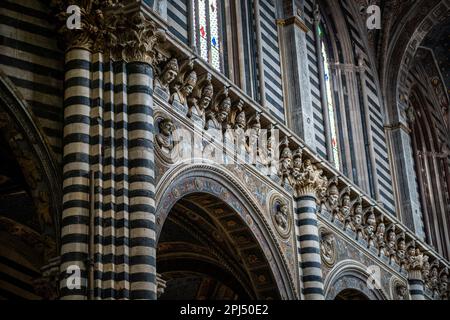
left=154, top=163, right=298, bottom=300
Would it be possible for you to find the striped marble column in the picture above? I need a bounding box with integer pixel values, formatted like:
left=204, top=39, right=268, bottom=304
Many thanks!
left=108, top=60, right=131, bottom=299
left=295, top=193, right=325, bottom=300
left=90, top=52, right=104, bottom=299
left=126, top=62, right=157, bottom=300
left=408, top=269, right=425, bottom=300
left=58, top=5, right=162, bottom=300
left=61, top=55, right=157, bottom=299
left=61, top=47, right=92, bottom=299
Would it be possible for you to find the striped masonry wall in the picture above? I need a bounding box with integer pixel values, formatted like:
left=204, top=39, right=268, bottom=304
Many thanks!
left=166, top=0, right=285, bottom=121
left=304, top=0, right=328, bottom=159
left=302, top=0, right=397, bottom=214
left=242, top=0, right=259, bottom=100
left=295, top=194, right=325, bottom=300
left=60, top=48, right=156, bottom=300
left=0, top=0, right=64, bottom=159
left=167, top=0, right=189, bottom=45
left=259, top=0, right=285, bottom=122
left=408, top=67, right=448, bottom=156
left=339, top=0, right=396, bottom=215
left=0, top=246, right=42, bottom=300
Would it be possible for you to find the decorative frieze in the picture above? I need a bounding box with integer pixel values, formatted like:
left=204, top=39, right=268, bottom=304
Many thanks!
left=50, top=1, right=450, bottom=300
left=150, top=36, right=449, bottom=299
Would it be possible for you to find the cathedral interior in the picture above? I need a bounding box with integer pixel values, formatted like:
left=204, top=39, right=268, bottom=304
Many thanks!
left=0, top=0, right=449, bottom=300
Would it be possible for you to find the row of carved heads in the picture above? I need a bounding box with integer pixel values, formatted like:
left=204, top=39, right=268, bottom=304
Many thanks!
left=155, top=59, right=328, bottom=201
left=321, top=177, right=449, bottom=299
left=154, top=58, right=273, bottom=164
left=155, top=58, right=229, bottom=128
left=148, top=13, right=448, bottom=300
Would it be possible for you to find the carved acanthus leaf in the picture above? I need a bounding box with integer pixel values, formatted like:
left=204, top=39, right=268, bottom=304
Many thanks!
left=53, top=1, right=166, bottom=63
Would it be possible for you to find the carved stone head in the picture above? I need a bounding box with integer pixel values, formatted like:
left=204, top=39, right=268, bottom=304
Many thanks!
left=217, top=97, right=231, bottom=123
left=280, top=145, right=293, bottom=168
left=388, top=228, right=396, bottom=243
left=293, top=148, right=303, bottom=169
left=407, top=245, right=416, bottom=258
left=161, top=58, right=178, bottom=86
left=235, top=111, right=246, bottom=129
left=328, top=183, right=339, bottom=207
left=182, top=71, right=197, bottom=96
left=199, top=82, right=213, bottom=109
left=342, top=194, right=350, bottom=208
left=376, top=221, right=385, bottom=235
left=159, top=118, right=174, bottom=136
left=398, top=238, right=406, bottom=252
left=250, top=114, right=261, bottom=138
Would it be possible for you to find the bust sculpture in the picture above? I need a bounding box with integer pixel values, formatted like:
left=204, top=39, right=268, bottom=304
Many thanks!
left=154, top=58, right=179, bottom=99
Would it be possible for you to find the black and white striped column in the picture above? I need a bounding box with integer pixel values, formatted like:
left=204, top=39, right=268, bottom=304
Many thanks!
left=90, top=52, right=104, bottom=299
left=295, top=193, right=325, bottom=300
left=408, top=269, right=425, bottom=300
left=61, top=47, right=92, bottom=299
left=127, top=62, right=157, bottom=300
left=61, top=53, right=157, bottom=299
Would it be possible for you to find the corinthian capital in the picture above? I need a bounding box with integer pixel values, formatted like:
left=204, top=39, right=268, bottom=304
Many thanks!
left=406, top=243, right=426, bottom=273
left=53, top=0, right=122, bottom=51
left=121, top=12, right=166, bottom=64
left=290, top=151, right=328, bottom=199
left=53, top=1, right=166, bottom=62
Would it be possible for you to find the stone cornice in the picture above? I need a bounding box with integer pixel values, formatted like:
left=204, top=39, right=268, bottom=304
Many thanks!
left=276, top=16, right=310, bottom=33
left=384, top=122, right=411, bottom=134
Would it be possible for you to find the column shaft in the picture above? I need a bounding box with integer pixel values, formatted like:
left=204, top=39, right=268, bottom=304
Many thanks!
left=295, top=194, right=325, bottom=300
left=61, top=48, right=92, bottom=299
left=127, top=62, right=157, bottom=300
left=408, top=270, right=425, bottom=300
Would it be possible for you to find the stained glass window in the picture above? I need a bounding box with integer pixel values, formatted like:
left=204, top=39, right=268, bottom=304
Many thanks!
left=320, top=29, right=340, bottom=170
left=192, top=0, right=222, bottom=72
